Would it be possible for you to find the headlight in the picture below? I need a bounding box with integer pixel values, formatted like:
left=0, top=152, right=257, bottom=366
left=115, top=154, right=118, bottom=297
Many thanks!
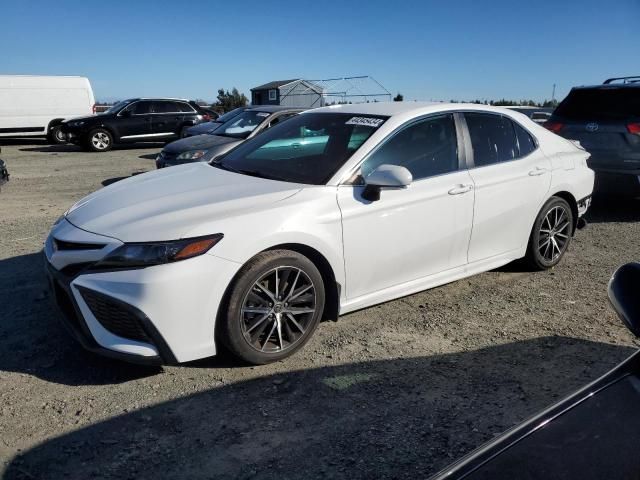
left=93, top=234, right=223, bottom=269
left=176, top=149, right=207, bottom=161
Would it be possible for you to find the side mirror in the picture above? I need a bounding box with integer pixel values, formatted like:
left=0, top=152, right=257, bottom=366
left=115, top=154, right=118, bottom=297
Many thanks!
left=362, top=164, right=412, bottom=201
left=608, top=262, right=640, bottom=338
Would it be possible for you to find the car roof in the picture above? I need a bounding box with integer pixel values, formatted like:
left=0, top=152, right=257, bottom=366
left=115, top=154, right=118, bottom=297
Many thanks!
left=307, top=101, right=527, bottom=118
left=125, top=97, right=194, bottom=102
left=570, top=83, right=640, bottom=90
left=246, top=105, right=305, bottom=113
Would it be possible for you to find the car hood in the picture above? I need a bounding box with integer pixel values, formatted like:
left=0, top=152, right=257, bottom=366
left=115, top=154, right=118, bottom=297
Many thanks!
left=65, top=163, right=303, bottom=242
left=163, top=134, right=239, bottom=154
left=188, top=122, right=222, bottom=135
left=63, top=114, right=99, bottom=123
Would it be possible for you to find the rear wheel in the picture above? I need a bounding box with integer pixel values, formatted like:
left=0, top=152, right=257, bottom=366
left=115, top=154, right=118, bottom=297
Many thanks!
left=525, top=197, right=574, bottom=270
left=219, top=250, right=325, bottom=365
left=47, top=125, right=66, bottom=144
left=86, top=129, right=113, bottom=152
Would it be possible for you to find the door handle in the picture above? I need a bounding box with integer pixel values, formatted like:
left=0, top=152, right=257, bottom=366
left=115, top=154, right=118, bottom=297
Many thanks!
left=528, top=167, right=548, bottom=176
left=448, top=184, right=473, bottom=195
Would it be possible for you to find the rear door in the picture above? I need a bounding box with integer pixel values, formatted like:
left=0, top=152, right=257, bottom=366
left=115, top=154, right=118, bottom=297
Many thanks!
left=463, top=112, right=551, bottom=263
left=151, top=101, right=186, bottom=138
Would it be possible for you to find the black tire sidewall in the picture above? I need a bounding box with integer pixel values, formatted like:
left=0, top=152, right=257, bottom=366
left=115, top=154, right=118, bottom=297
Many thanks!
left=86, top=128, right=113, bottom=152
left=220, top=250, right=325, bottom=365
left=527, top=197, right=574, bottom=270
left=47, top=125, right=66, bottom=144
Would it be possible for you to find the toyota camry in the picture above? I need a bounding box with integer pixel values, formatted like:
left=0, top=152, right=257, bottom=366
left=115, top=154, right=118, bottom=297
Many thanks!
left=44, top=103, right=594, bottom=365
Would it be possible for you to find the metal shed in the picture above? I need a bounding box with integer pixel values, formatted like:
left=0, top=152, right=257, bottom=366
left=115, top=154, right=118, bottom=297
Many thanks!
left=251, top=79, right=325, bottom=108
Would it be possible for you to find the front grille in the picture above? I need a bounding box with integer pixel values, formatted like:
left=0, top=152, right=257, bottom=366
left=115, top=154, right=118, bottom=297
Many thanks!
left=54, top=239, right=106, bottom=251
left=80, top=288, right=150, bottom=342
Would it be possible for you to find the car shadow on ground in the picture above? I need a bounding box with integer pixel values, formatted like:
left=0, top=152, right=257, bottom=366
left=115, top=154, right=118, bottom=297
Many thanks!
left=585, top=193, right=640, bottom=224
left=101, top=171, right=148, bottom=186
left=2, top=337, right=634, bottom=480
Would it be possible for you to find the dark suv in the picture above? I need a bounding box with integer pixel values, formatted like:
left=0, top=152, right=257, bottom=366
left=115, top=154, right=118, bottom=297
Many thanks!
left=545, top=77, right=640, bottom=193
left=61, top=98, right=210, bottom=152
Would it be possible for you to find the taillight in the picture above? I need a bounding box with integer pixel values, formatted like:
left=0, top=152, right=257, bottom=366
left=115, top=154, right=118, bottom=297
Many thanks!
left=544, top=122, right=564, bottom=133
left=92, top=104, right=96, bottom=114
left=627, top=123, right=640, bottom=135
left=202, top=113, right=211, bottom=121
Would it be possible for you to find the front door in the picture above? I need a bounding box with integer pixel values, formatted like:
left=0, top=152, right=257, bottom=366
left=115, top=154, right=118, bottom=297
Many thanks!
left=338, top=113, right=475, bottom=301
left=117, top=100, right=153, bottom=140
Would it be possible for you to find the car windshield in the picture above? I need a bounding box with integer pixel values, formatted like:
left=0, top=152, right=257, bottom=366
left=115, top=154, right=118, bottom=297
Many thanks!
left=555, top=87, right=640, bottom=121
left=216, top=107, right=246, bottom=123
left=212, top=112, right=387, bottom=185
left=215, top=111, right=270, bottom=139
left=103, top=100, right=132, bottom=114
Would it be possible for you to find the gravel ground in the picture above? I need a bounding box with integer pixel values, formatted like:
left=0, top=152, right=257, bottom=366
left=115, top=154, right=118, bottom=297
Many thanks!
left=0, top=140, right=639, bottom=480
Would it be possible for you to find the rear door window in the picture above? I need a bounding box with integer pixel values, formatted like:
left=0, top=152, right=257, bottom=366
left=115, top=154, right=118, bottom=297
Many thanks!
left=465, top=113, right=518, bottom=166
left=152, top=101, right=178, bottom=114
left=554, top=87, right=640, bottom=121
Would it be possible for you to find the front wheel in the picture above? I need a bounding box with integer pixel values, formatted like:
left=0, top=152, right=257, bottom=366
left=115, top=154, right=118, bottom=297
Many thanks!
left=47, top=125, right=67, bottom=144
left=219, top=250, right=325, bottom=365
left=525, top=197, right=574, bottom=270
left=86, top=129, right=113, bottom=152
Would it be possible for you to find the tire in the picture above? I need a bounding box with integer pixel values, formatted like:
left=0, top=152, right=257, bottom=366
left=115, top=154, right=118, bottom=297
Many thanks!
left=525, top=196, right=574, bottom=270
left=86, top=128, right=113, bottom=152
left=219, top=250, right=325, bottom=365
left=47, top=125, right=67, bottom=144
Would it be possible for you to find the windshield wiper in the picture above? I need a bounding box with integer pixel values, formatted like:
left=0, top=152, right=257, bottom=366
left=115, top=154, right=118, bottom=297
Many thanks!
left=211, top=161, right=290, bottom=182
left=233, top=169, right=290, bottom=182
left=210, top=160, right=241, bottom=174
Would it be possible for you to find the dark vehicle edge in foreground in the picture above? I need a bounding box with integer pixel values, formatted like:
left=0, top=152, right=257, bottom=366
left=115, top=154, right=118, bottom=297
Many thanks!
left=430, top=262, right=640, bottom=480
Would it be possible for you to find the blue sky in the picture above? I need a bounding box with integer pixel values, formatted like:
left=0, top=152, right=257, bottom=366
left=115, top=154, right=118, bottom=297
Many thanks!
left=2, top=0, right=638, bottom=103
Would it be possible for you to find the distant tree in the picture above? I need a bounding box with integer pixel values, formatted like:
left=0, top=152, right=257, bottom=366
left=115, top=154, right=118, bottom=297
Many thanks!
left=393, top=92, right=404, bottom=102
left=215, top=88, right=248, bottom=112
left=542, top=99, right=559, bottom=108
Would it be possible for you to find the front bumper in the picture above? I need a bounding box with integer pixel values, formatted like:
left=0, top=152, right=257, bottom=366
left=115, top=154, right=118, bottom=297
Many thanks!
left=44, top=219, right=241, bottom=364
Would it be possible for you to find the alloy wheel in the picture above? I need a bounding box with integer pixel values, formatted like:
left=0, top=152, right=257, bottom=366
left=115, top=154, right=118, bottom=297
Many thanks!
left=538, top=205, right=571, bottom=262
left=240, top=266, right=317, bottom=353
left=91, top=132, right=110, bottom=150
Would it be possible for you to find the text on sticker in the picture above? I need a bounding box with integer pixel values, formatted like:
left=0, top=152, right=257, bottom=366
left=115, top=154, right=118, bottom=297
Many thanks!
left=345, top=117, right=384, bottom=127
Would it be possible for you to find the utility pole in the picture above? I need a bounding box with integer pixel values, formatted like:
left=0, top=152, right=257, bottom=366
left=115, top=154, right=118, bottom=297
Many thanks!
left=552, top=83, right=556, bottom=102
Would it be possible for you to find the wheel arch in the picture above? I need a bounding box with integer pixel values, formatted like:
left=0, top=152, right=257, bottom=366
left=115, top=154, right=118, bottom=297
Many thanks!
left=549, top=190, right=579, bottom=234
left=47, top=118, right=66, bottom=131
left=262, top=243, right=341, bottom=322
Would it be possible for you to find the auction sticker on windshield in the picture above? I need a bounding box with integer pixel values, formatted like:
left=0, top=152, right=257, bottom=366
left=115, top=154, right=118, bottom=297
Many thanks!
left=345, top=117, right=385, bottom=127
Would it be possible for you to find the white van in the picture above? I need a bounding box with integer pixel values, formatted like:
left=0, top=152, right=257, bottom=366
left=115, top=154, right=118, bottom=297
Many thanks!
left=0, top=75, right=95, bottom=143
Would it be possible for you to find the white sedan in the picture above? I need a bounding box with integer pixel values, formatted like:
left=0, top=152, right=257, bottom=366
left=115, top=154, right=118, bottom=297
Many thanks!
left=44, top=103, right=594, bottom=365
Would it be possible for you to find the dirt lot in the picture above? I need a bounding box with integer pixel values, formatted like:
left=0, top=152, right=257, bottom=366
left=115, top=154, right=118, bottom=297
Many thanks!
left=1, top=139, right=639, bottom=480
